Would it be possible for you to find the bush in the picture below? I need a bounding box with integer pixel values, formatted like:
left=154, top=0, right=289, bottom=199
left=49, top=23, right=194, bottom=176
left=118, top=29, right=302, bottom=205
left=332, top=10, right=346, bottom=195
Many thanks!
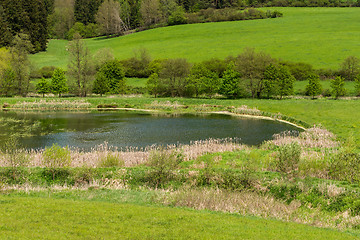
left=329, top=139, right=360, bottom=183
left=42, top=144, right=71, bottom=181
left=98, top=154, right=124, bottom=168
left=276, top=142, right=301, bottom=177
left=0, top=136, right=28, bottom=168
left=146, top=150, right=183, bottom=187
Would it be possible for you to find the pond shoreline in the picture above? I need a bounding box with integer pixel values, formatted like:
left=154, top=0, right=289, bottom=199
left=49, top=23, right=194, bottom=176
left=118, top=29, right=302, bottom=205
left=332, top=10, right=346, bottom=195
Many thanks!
left=3, top=107, right=307, bottom=131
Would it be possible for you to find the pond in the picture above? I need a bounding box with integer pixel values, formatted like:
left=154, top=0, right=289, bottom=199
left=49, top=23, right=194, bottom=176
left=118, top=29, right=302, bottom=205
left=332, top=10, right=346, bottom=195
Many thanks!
left=0, top=111, right=301, bottom=150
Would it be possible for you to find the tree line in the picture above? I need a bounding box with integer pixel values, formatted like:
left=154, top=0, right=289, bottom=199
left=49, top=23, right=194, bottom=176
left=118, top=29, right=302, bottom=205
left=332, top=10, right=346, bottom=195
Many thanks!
left=0, top=34, right=359, bottom=98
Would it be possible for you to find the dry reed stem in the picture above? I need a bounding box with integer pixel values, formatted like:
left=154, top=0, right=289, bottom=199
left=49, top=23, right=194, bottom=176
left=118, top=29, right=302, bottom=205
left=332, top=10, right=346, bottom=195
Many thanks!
left=0, top=138, right=244, bottom=167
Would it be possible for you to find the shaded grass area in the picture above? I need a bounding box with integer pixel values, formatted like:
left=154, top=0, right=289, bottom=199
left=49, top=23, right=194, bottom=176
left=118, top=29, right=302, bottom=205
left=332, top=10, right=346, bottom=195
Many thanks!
left=30, top=8, right=360, bottom=69
left=0, top=194, right=358, bottom=240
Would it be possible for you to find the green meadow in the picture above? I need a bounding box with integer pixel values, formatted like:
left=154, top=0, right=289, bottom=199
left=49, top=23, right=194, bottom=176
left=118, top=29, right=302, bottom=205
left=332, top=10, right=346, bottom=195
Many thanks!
left=0, top=194, right=358, bottom=240
left=31, top=7, right=360, bottom=69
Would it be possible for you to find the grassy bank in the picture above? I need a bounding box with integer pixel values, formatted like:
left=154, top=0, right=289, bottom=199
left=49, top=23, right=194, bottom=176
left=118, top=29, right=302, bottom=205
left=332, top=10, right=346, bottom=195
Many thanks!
left=30, top=8, right=360, bottom=69
left=1, top=193, right=357, bottom=240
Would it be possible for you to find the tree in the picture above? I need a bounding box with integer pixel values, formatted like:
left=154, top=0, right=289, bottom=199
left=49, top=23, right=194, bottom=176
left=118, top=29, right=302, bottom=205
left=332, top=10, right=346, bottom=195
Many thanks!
left=10, top=33, right=32, bottom=96
left=262, top=64, right=278, bottom=98
left=276, top=65, right=295, bottom=99
left=1, top=0, right=48, bottom=52
left=159, top=58, right=190, bottom=97
left=305, top=73, right=322, bottom=99
left=355, top=75, right=360, bottom=96
left=146, top=73, right=164, bottom=97
left=36, top=77, right=51, bottom=97
left=67, top=34, right=95, bottom=97
left=234, top=48, right=274, bottom=98
left=0, top=69, right=15, bottom=96
left=219, top=64, right=243, bottom=98
left=0, top=6, right=13, bottom=47
left=186, top=63, right=220, bottom=97
left=140, top=0, right=162, bottom=28
left=94, top=60, right=126, bottom=94
left=93, top=48, right=114, bottom=70
left=96, top=0, right=127, bottom=37
left=48, top=0, right=75, bottom=39
left=51, top=69, right=68, bottom=97
left=340, top=56, right=360, bottom=81
left=74, top=0, right=103, bottom=25
left=331, top=76, right=346, bottom=99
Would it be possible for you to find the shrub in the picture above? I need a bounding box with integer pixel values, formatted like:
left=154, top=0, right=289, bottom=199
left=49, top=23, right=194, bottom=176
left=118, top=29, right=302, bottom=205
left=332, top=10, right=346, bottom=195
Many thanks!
left=146, top=150, right=183, bottom=187
left=0, top=136, right=28, bottom=168
left=98, top=154, right=124, bottom=168
left=276, top=142, right=301, bottom=177
left=43, top=144, right=71, bottom=168
left=329, top=138, right=360, bottom=183
left=42, top=144, right=71, bottom=181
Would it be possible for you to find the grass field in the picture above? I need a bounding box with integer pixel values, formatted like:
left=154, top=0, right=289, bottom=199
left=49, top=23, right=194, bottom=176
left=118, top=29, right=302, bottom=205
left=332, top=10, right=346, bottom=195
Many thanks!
left=0, top=194, right=358, bottom=239
left=30, top=7, right=360, bottom=69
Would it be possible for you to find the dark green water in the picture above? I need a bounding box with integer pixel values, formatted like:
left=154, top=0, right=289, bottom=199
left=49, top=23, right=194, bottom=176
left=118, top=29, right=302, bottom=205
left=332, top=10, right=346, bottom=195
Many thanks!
left=0, top=111, right=301, bottom=150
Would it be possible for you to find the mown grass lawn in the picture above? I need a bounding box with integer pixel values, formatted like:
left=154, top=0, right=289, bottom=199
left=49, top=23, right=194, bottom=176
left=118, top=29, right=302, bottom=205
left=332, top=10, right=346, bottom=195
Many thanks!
left=31, top=7, right=360, bottom=69
left=0, top=195, right=358, bottom=240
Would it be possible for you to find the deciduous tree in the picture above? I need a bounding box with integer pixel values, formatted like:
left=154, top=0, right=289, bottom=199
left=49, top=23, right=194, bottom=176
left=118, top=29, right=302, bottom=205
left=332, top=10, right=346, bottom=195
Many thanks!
left=51, top=69, right=68, bottom=97
left=36, top=77, right=51, bottom=97
left=305, top=73, right=322, bottom=99
left=96, top=0, right=127, bottom=37
left=331, top=76, right=346, bottom=99
left=67, top=33, right=95, bottom=97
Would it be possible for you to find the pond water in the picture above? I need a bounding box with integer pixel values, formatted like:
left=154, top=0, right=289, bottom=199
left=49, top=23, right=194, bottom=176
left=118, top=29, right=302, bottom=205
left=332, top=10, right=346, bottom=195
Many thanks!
left=0, top=111, right=301, bottom=150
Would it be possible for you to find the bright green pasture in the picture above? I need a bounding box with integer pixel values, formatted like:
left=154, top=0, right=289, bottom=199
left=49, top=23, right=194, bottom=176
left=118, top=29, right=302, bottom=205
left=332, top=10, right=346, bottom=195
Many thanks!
left=0, top=195, right=357, bottom=239
left=31, top=7, right=360, bottom=69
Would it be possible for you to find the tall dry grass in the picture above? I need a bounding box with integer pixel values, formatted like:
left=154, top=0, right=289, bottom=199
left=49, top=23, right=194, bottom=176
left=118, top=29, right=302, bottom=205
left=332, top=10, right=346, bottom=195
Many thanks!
left=0, top=138, right=244, bottom=168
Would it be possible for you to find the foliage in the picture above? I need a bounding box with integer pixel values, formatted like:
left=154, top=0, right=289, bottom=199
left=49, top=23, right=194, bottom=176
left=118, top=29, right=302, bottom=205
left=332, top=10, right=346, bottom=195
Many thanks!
left=234, top=48, right=274, bottom=98
left=305, top=73, right=322, bottom=99
left=36, top=78, right=51, bottom=97
left=67, top=34, right=95, bottom=97
left=168, top=6, right=187, bottom=26
left=158, top=58, right=191, bottom=97
left=96, top=0, right=126, bottom=37
left=219, top=64, right=243, bottom=98
left=0, top=0, right=48, bottom=52
left=276, top=142, right=301, bottom=177
left=51, top=68, right=68, bottom=97
left=340, top=56, right=360, bottom=81
left=329, top=136, right=360, bottom=183
left=42, top=144, right=71, bottom=169
left=146, top=73, right=164, bottom=97
left=9, top=33, right=32, bottom=96
left=94, top=60, right=126, bottom=94
left=330, top=76, right=346, bottom=99
left=185, top=63, right=220, bottom=97
left=146, top=150, right=183, bottom=187
left=98, top=154, right=125, bottom=168
left=0, top=68, right=15, bottom=96
left=0, top=135, right=28, bottom=168
left=355, top=75, right=360, bottom=96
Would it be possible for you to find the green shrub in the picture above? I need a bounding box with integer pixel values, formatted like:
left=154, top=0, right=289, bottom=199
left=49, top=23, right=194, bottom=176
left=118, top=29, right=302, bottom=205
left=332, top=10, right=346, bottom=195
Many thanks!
left=43, top=144, right=71, bottom=168
left=98, top=154, right=124, bottom=168
left=0, top=136, right=28, bottom=168
left=146, top=150, right=183, bottom=187
left=276, top=142, right=301, bottom=177
left=42, top=144, right=71, bottom=181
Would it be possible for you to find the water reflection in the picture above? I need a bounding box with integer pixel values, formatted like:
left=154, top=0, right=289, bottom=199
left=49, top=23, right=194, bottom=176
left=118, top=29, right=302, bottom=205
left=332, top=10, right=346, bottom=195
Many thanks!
left=0, top=111, right=301, bottom=151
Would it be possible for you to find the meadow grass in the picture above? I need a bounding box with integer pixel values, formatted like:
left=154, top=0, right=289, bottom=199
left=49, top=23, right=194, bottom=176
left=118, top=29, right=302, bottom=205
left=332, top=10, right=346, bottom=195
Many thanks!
left=294, top=80, right=357, bottom=96
left=31, top=7, right=360, bottom=69
left=0, top=194, right=358, bottom=239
